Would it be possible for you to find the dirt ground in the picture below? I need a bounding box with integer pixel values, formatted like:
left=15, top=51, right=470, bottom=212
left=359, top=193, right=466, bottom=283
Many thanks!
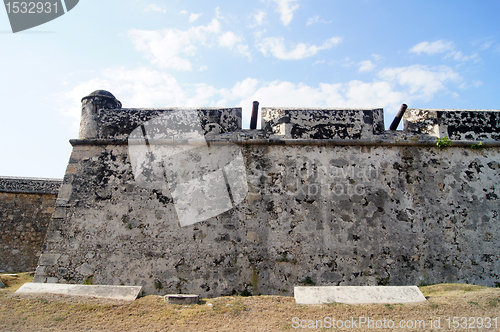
left=1, top=273, right=499, bottom=331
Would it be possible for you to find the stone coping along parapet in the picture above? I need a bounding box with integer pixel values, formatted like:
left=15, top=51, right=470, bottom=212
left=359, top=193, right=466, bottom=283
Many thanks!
left=0, top=176, right=62, bottom=194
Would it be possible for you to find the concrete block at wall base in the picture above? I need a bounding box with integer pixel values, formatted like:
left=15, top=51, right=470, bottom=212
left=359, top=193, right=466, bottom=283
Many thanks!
left=164, top=294, right=199, bottom=304
left=294, top=286, right=426, bottom=304
left=15, top=283, right=142, bottom=301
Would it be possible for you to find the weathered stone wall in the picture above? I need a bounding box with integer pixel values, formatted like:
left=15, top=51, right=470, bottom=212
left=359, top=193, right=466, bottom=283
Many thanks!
left=0, top=177, right=61, bottom=272
left=32, top=99, right=500, bottom=297
left=403, top=109, right=500, bottom=140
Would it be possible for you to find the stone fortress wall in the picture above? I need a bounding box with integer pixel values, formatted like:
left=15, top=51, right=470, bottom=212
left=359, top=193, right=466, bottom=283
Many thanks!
left=0, top=177, right=61, bottom=272
left=17, top=91, right=500, bottom=297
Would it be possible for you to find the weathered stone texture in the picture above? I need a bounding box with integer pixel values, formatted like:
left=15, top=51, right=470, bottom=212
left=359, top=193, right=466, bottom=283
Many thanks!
left=0, top=177, right=61, bottom=194
left=262, top=108, right=384, bottom=139
left=32, top=107, right=500, bottom=296
left=82, top=108, right=242, bottom=140
left=0, top=177, right=61, bottom=272
left=0, top=190, right=58, bottom=272
left=404, top=109, right=500, bottom=140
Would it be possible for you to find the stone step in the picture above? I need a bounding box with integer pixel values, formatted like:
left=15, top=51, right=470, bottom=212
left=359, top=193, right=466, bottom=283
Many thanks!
left=15, top=283, right=142, bottom=301
left=294, top=286, right=426, bottom=305
left=164, top=294, right=199, bottom=305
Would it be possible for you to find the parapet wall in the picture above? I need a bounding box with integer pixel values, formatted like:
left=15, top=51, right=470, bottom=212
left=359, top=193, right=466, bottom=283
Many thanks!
left=262, top=108, right=384, bottom=139
left=0, top=177, right=61, bottom=272
left=404, top=109, right=500, bottom=140
left=32, top=93, right=500, bottom=296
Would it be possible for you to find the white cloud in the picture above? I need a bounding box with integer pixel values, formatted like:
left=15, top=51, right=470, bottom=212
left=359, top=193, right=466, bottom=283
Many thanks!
left=480, top=40, right=494, bottom=50
left=410, top=40, right=479, bottom=62
left=219, top=31, right=241, bottom=48
left=219, top=77, right=259, bottom=105
left=189, top=13, right=202, bottom=23
left=231, top=78, right=259, bottom=99
left=56, top=67, right=192, bottom=128
left=307, top=15, right=320, bottom=26
left=445, top=50, right=479, bottom=62
left=180, top=10, right=188, bottom=15
left=257, top=36, right=341, bottom=60
left=58, top=64, right=466, bottom=130
left=234, top=44, right=252, bottom=60
left=358, top=60, right=375, bottom=73
left=215, top=7, right=222, bottom=19
left=459, top=80, right=483, bottom=90
left=144, top=4, right=166, bottom=13
left=472, top=37, right=495, bottom=51
left=235, top=80, right=406, bottom=126
left=340, top=57, right=355, bottom=68
left=472, top=80, right=483, bottom=87
left=410, top=40, right=455, bottom=55
left=128, top=19, right=221, bottom=71
left=254, top=10, right=266, bottom=26
left=306, top=15, right=330, bottom=26
left=219, top=32, right=252, bottom=59
left=272, top=0, right=299, bottom=26
left=379, top=64, right=462, bottom=102
left=254, top=29, right=266, bottom=40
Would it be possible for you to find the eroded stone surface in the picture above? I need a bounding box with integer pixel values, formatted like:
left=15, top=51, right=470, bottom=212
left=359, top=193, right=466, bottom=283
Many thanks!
left=0, top=177, right=61, bottom=194
left=0, top=177, right=61, bottom=272
left=404, top=109, right=500, bottom=140
left=261, top=108, right=384, bottom=139
left=85, top=108, right=242, bottom=140
left=30, top=106, right=500, bottom=297
left=33, top=139, right=500, bottom=296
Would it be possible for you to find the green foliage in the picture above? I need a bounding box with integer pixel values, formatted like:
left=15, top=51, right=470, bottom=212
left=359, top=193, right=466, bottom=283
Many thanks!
left=299, top=277, right=316, bottom=285
left=471, top=142, right=485, bottom=149
left=251, top=269, right=259, bottom=294
left=488, top=298, right=499, bottom=307
left=83, top=276, right=93, bottom=285
left=377, top=277, right=390, bottom=286
left=154, top=280, right=163, bottom=290
left=428, top=302, right=439, bottom=309
left=436, top=136, right=453, bottom=149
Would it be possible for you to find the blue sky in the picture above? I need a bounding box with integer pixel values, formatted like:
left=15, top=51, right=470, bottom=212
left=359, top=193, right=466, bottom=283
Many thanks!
left=1, top=0, right=500, bottom=178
